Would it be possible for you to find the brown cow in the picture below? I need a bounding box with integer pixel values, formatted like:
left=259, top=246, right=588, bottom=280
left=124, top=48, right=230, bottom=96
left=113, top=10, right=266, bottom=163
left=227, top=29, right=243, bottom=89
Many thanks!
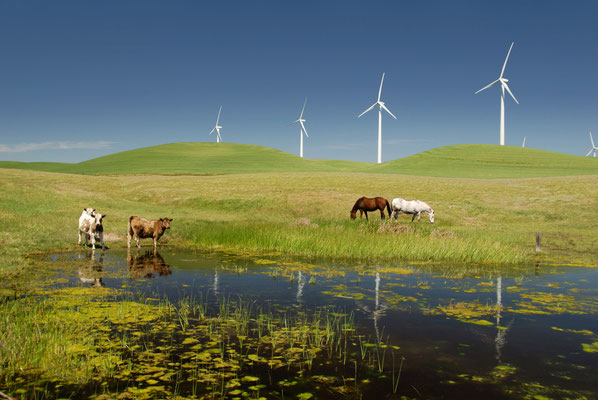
left=127, top=216, right=173, bottom=250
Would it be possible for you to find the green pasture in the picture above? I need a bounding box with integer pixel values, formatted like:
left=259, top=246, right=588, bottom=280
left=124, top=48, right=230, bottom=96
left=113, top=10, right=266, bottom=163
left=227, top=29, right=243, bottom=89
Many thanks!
left=1, top=142, right=597, bottom=178
left=1, top=165, right=597, bottom=284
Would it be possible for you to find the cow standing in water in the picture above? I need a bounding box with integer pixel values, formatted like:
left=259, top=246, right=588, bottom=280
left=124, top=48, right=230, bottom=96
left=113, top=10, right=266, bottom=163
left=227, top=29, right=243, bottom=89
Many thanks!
left=127, top=216, right=173, bottom=251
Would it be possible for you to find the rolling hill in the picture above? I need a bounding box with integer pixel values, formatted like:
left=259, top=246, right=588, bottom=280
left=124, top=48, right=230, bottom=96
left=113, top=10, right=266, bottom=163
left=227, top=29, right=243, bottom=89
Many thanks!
left=1, top=142, right=597, bottom=178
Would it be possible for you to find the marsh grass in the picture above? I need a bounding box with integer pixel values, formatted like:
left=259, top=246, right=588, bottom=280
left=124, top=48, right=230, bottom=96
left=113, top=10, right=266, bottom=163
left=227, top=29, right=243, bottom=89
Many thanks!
left=0, top=286, right=403, bottom=399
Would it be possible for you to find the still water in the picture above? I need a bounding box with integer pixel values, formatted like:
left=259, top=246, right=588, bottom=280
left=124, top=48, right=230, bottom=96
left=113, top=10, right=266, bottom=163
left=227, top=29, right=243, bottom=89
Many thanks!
left=43, top=249, right=598, bottom=399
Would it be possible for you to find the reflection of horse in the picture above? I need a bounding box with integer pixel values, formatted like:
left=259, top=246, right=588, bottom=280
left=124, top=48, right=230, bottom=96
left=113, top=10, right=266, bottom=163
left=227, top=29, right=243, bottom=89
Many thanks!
left=78, top=249, right=105, bottom=287
left=350, top=197, right=391, bottom=220
left=127, top=250, right=171, bottom=279
left=390, top=198, right=435, bottom=224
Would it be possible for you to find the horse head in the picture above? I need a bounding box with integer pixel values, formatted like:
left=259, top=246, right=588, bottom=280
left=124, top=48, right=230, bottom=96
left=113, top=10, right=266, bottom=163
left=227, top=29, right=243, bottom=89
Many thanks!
left=428, top=209, right=435, bottom=224
left=350, top=209, right=357, bottom=219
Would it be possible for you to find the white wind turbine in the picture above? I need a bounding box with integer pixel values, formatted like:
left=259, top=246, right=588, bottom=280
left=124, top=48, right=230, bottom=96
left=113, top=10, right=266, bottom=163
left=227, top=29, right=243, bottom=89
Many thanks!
left=358, top=73, right=397, bottom=164
left=289, top=98, right=309, bottom=158
left=475, top=42, right=519, bottom=146
left=586, top=132, right=597, bottom=157
left=522, top=137, right=526, bottom=148
left=209, top=106, right=223, bottom=143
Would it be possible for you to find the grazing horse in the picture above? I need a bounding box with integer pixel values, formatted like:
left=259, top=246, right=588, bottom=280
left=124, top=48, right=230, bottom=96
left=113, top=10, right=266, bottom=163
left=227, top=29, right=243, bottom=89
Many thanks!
left=350, top=197, right=391, bottom=220
left=391, top=198, right=435, bottom=224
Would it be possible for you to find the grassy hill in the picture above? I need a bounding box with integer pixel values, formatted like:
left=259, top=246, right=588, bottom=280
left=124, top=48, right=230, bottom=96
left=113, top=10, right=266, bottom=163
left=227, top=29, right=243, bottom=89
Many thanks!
left=0, top=142, right=597, bottom=178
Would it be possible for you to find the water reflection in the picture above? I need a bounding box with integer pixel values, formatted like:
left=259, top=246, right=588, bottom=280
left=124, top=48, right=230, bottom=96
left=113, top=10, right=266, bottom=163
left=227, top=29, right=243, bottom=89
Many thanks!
left=126, top=249, right=171, bottom=279
left=77, top=249, right=105, bottom=287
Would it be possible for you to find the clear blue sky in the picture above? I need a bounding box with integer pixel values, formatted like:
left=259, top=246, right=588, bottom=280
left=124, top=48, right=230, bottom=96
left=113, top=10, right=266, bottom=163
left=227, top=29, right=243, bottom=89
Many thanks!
left=1, top=1, right=597, bottom=163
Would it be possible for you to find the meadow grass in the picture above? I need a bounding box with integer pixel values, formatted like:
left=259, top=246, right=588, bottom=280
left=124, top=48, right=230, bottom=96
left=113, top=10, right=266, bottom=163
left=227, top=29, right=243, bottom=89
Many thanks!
left=1, top=168, right=597, bottom=284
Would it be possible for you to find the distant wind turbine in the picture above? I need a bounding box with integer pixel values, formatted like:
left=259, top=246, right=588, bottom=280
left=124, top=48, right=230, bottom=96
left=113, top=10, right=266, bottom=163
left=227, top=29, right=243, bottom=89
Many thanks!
left=209, top=106, right=223, bottom=143
left=358, top=73, right=397, bottom=164
left=475, top=42, right=519, bottom=146
left=289, top=98, right=309, bottom=158
left=587, top=132, right=597, bottom=157
left=522, top=137, right=526, bottom=148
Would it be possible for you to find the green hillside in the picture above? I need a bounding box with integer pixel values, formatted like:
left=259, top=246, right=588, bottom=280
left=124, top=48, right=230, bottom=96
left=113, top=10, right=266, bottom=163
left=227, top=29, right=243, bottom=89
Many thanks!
left=1, top=142, right=597, bottom=178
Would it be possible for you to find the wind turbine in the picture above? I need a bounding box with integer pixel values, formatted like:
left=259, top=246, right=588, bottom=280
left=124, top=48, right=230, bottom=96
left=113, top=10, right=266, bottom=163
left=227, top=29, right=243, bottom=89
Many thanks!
left=475, top=42, right=519, bottom=146
left=586, top=132, right=597, bottom=157
left=358, top=73, right=397, bottom=164
left=522, top=137, right=526, bottom=148
left=289, top=98, right=309, bottom=158
left=209, top=106, right=223, bottom=143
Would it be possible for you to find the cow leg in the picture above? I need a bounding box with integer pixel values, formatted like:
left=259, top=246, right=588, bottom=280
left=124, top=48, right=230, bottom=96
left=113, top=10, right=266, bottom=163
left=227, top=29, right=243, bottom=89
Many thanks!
left=78, top=230, right=82, bottom=245
left=153, top=237, right=158, bottom=251
left=99, top=232, right=105, bottom=250
left=135, top=235, right=141, bottom=249
left=127, top=230, right=131, bottom=249
left=89, top=228, right=96, bottom=249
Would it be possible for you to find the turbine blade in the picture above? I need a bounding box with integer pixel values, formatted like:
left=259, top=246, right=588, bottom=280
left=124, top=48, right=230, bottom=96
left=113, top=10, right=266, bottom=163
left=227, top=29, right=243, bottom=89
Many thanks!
left=381, top=103, right=397, bottom=119
left=502, top=81, right=519, bottom=104
left=586, top=149, right=593, bottom=157
left=216, top=105, right=222, bottom=124
left=590, top=132, right=595, bottom=148
left=500, top=42, right=514, bottom=79
left=209, top=127, right=215, bottom=135
left=358, top=103, right=377, bottom=118
left=300, top=97, right=307, bottom=118
left=475, top=79, right=499, bottom=94
left=288, top=120, right=299, bottom=126
left=300, top=121, right=309, bottom=138
left=378, top=72, right=385, bottom=102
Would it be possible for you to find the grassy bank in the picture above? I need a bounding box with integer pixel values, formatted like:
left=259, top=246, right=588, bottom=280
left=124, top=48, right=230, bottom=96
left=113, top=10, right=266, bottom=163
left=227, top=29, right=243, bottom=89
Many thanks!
left=1, top=168, right=597, bottom=282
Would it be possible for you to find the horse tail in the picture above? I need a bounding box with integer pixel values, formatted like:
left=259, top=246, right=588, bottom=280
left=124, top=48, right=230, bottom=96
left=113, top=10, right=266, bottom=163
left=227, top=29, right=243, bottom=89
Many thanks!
left=386, top=199, right=391, bottom=217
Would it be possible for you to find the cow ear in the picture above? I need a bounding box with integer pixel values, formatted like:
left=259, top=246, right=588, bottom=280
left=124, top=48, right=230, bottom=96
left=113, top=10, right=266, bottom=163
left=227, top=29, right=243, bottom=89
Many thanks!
left=159, top=218, right=163, bottom=222
left=102, top=214, right=107, bottom=219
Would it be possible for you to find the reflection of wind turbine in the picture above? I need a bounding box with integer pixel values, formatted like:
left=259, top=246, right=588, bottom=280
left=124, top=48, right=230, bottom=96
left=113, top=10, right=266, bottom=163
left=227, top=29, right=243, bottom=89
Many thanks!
left=586, top=132, right=597, bottom=157
left=357, top=272, right=387, bottom=343
left=475, top=42, right=519, bottom=146
left=209, top=106, right=223, bottom=143
left=494, top=276, right=513, bottom=362
left=358, top=73, right=397, bottom=164
left=213, top=269, right=219, bottom=296
left=289, top=98, right=309, bottom=158
left=296, top=271, right=305, bottom=302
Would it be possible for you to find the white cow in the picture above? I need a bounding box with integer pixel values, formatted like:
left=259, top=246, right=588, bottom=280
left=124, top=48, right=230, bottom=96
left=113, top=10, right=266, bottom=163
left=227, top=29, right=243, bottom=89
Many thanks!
left=390, top=198, right=435, bottom=224
left=78, top=209, right=106, bottom=249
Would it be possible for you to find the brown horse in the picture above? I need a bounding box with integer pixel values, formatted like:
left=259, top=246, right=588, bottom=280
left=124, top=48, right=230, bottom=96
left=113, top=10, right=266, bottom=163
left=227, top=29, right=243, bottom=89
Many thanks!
left=350, top=197, right=392, bottom=220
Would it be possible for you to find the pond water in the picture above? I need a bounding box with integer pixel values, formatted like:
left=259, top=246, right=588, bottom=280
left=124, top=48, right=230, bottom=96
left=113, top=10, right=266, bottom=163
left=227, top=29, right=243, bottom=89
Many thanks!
left=19, top=250, right=598, bottom=398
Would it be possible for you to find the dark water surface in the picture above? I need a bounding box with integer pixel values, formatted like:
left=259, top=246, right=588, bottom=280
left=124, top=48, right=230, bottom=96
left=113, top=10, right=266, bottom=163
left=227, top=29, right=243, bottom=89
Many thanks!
left=42, top=249, right=598, bottom=399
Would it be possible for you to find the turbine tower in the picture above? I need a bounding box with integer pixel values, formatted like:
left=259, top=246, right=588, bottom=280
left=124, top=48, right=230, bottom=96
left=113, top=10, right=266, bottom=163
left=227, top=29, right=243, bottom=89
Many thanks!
left=209, top=106, right=223, bottom=143
left=475, top=42, right=519, bottom=146
left=522, top=137, right=526, bottom=148
left=587, top=132, right=597, bottom=157
left=358, top=73, right=397, bottom=164
left=289, top=98, right=309, bottom=158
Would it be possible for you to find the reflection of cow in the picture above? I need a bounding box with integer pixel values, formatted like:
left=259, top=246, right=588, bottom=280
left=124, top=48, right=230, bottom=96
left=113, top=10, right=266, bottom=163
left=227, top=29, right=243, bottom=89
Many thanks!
left=127, top=249, right=171, bottom=279
left=78, top=249, right=105, bottom=287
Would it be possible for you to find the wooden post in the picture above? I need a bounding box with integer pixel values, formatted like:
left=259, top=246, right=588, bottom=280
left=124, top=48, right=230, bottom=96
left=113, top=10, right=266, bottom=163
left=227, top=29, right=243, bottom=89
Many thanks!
left=535, top=232, right=541, bottom=253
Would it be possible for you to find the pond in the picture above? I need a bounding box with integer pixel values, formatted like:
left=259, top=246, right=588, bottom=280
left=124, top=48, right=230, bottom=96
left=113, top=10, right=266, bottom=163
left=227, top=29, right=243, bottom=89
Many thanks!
left=3, top=249, right=598, bottom=399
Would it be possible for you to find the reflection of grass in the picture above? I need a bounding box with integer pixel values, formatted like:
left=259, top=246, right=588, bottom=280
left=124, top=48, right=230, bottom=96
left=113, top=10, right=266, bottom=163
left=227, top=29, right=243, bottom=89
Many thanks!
left=0, top=286, right=406, bottom=399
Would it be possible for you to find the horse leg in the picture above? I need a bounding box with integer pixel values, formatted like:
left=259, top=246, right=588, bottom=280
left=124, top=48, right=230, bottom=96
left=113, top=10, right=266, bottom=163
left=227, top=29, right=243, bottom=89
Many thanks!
left=417, top=212, right=422, bottom=223
left=411, top=214, right=416, bottom=223
left=359, top=210, right=364, bottom=219
left=380, top=209, right=385, bottom=219
left=364, top=211, right=369, bottom=220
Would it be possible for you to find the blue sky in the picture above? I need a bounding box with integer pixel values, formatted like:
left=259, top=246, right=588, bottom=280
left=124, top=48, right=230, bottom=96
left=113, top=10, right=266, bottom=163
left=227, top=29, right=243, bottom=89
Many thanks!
left=1, top=1, right=597, bottom=163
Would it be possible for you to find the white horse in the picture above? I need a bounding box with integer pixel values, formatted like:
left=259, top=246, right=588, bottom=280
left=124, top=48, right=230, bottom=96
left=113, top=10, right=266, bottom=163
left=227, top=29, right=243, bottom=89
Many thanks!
left=390, top=198, right=435, bottom=224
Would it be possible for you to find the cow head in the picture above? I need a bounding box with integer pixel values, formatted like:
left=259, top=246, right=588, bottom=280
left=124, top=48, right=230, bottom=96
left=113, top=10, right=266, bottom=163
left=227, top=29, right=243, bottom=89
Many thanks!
left=83, top=208, right=96, bottom=217
left=94, top=213, right=106, bottom=231
left=160, top=217, right=172, bottom=230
